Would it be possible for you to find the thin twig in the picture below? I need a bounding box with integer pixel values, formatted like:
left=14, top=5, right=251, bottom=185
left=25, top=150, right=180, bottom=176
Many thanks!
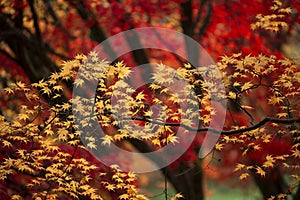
left=80, top=110, right=300, bottom=135
left=128, top=116, right=300, bottom=135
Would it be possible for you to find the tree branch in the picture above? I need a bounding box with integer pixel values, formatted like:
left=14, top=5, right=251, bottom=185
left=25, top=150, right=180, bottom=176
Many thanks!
left=194, top=0, right=207, bottom=29
left=44, top=0, right=75, bottom=40
left=180, top=0, right=194, bottom=36
left=28, top=0, right=42, bottom=42
left=127, top=116, right=300, bottom=135
left=71, top=0, right=118, bottom=61
left=198, top=2, right=212, bottom=38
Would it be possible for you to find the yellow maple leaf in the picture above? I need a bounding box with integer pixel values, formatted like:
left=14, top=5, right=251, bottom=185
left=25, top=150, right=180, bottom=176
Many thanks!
left=174, top=193, right=184, bottom=199
left=74, top=78, right=85, bottom=87
left=61, top=103, right=71, bottom=111
left=253, top=145, right=261, bottom=151
left=239, top=173, right=249, bottom=180
left=18, top=113, right=29, bottom=121
left=50, top=72, right=60, bottom=80
left=114, top=133, right=127, bottom=141
left=160, top=87, right=169, bottom=94
left=134, top=194, right=148, bottom=200
left=135, top=91, right=145, bottom=101
left=268, top=195, right=275, bottom=200
left=11, top=195, right=23, bottom=200
left=118, top=194, right=129, bottom=200
left=228, top=91, right=237, bottom=99
left=234, top=163, right=245, bottom=172
left=4, top=88, right=14, bottom=94
left=215, top=143, right=224, bottom=151
left=16, top=81, right=26, bottom=88
left=45, top=129, right=54, bottom=136
left=102, top=135, right=113, bottom=146
left=41, top=87, right=52, bottom=96
left=263, top=155, right=275, bottom=168
left=106, top=184, right=115, bottom=191
left=241, top=105, right=254, bottom=110
left=152, top=138, right=161, bottom=147
left=149, top=83, right=161, bottom=90
left=53, top=85, right=63, bottom=92
left=223, top=135, right=230, bottom=143
left=241, top=82, right=253, bottom=91
left=292, top=149, right=300, bottom=158
left=233, top=81, right=241, bottom=87
left=277, top=193, right=287, bottom=199
left=166, top=134, right=178, bottom=144
left=277, top=112, right=288, bottom=118
left=279, top=7, right=292, bottom=14
left=2, top=140, right=12, bottom=148
left=256, top=166, right=266, bottom=177
left=268, top=96, right=283, bottom=105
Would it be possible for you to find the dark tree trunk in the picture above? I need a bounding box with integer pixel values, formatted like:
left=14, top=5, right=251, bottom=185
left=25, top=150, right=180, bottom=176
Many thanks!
left=164, top=162, right=204, bottom=200
left=252, top=167, right=287, bottom=199
left=129, top=139, right=204, bottom=200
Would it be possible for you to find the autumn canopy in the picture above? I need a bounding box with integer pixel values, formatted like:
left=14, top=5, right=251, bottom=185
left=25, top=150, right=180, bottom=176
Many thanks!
left=0, top=0, right=299, bottom=200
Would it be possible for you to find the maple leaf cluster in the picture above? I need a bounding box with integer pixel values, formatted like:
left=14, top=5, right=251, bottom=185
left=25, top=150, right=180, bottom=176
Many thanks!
left=0, top=0, right=299, bottom=199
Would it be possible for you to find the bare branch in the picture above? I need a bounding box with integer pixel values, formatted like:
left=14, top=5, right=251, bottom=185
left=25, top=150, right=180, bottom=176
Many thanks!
left=28, top=0, right=42, bottom=42
left=127, top=116, right=300, bottom=135
left=71, top=0, right=118, bottom=60
left=198, top=2, right=212, bottom=37
left=44, top=0, right=75, bottom=40
left=194, top=0, right=208, bottom=29
left=180, top=0, right=194, bottom=36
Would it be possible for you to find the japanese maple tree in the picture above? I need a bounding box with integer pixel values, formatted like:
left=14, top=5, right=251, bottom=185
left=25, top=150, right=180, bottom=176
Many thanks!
left=0, top=0, right=299, bottom=200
